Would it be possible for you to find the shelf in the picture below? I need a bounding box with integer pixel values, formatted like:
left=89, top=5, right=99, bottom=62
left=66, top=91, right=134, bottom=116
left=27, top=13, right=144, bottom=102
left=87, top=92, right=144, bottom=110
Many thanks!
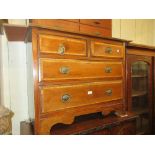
left=133, top=109, right=149, bottom=115
left=132, top=90, right=147, bottom=97
left=132, top=75, right=147, bottom=78
left=2, top=24, right=28, bottom=41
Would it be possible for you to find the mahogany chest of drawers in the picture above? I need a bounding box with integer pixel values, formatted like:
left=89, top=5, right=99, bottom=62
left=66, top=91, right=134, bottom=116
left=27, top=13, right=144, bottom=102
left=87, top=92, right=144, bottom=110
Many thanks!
left=27, top=20, right=126, bottom=134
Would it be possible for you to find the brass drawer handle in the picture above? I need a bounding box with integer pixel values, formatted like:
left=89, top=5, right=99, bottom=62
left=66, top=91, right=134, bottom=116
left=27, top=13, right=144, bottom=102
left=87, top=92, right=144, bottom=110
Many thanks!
left=61, top=94, right=71, bottom=103
left=105, top=67, right=112, bottom=73
left=105, top=47, right=112, bottom=54
left=105, top=89, right=112, bottom=96
left=58, top=43, right=65, bottom=55
left=60, top=66, right=70, bottom=74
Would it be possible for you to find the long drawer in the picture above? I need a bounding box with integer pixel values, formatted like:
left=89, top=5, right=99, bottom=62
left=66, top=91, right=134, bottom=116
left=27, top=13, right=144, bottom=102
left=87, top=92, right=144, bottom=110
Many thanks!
left=40, top=81, right=123, bottom=113
left=39, top=59, right=123, bottom=82
left=91, top=40, right=124, bottom=58
left=31, top=19, right=79, bottom=32
left=39, top=34, right=87, bottom=57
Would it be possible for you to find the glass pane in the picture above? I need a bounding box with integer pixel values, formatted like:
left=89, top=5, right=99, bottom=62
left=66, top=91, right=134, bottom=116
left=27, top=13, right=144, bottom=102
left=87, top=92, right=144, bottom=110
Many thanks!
left=131, top=61, right=149, bottom=133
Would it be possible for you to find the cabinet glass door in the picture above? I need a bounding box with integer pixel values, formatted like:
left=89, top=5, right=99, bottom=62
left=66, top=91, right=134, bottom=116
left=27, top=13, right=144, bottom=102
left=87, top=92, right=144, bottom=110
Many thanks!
left=130, top=60, right=151, bottom=134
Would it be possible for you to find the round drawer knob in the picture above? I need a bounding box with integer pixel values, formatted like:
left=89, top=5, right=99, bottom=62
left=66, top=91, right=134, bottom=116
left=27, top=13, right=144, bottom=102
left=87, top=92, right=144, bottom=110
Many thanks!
left=116, top=49, right=120, bottom=53
left=61, top=94, right=71, bottom=103
left=58, top=43, right=65, bottom=55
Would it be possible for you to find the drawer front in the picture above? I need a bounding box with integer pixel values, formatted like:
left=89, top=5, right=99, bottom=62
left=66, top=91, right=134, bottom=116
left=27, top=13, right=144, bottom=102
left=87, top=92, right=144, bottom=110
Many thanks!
left=80, top=24, right=112, bottom=37
left=91, top=41, right=124, bottom=58
left=40, top=81, right=123, bottom=113
left=31, top=19, right=79, bottom=32
left=64, top=19, right=79, bottom=23
left=80, top=19, right=112, bottom=29
left=39, top=59, right=123, bottom=82
left=39, top=34, right=87, bottom=57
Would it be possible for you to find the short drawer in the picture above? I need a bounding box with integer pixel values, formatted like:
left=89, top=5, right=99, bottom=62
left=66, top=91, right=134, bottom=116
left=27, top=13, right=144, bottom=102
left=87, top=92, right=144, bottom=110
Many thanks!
left=91, top=41, right=124, bottom=58
left=80, top=19, right=112, bottom=29
left=80, top=24, right=111, bottom=37
left=39, top=59, right=123, bottom=82
left=39, top=34, right=87, bottom=57
left=31, top=19, right=79, bottom=32
left=40, top=81, right=123, bottom=113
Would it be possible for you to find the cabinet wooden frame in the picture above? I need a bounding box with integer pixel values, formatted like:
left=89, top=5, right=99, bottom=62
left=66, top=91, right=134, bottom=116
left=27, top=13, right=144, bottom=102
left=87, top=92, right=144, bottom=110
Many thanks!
left=126, top=45, right=154, bottom=134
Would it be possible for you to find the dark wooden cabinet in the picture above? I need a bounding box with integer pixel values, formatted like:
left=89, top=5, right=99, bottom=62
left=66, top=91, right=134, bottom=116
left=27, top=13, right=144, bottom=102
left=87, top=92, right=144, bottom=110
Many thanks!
left=126, top=43, right=155, bottom=134
left=30, top=19, right=112, bottom=37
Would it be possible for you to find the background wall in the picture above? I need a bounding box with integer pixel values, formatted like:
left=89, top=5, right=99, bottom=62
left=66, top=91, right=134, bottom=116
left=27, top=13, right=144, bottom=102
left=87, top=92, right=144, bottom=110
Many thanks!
left=0, top=34, right=11, bottom=108
left=0, top=38, right=29, bottom=134
left=0, top=19, right=155, bottom=134
left=8, top=42, right=29, bottom=134
left=112, top=19, right=154, bottom=45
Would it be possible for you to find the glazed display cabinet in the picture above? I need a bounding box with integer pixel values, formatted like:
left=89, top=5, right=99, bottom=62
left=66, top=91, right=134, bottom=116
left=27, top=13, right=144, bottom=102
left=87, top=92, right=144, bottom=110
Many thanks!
left=126, top=44, right=154, bottom=134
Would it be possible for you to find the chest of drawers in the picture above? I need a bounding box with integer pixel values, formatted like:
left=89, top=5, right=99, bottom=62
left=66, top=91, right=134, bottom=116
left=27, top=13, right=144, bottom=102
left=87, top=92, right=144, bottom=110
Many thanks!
left=27, top=26, right=126, bottom=134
